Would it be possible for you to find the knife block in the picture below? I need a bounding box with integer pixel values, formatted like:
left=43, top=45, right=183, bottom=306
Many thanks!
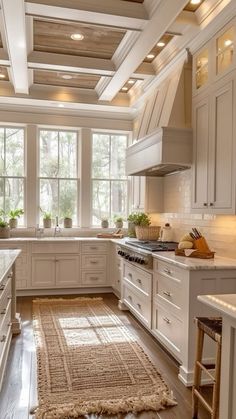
left=193, top=236, right=211, bottom=253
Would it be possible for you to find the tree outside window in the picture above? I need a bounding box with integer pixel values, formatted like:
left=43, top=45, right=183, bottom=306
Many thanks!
left=92, top=132, right=128, bottom=226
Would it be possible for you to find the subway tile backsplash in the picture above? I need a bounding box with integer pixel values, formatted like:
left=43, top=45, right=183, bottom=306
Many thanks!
left=152, top=169, right=236, bottom=258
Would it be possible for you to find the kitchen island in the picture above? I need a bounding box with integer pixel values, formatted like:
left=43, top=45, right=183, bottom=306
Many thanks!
left=0, top=249, right=21, bottom=391
left=198, top=293, right=236, bottom=419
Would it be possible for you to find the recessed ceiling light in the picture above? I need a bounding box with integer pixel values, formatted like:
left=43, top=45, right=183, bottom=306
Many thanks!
left=121, top=87, right=128, bottom=91
left=190, top=0, right=201, bottom=5
left=224, top=39, right=233, bottom=47
left=157, top=41, right=165, bottom=47
left=58, top=104, right=65, bottom=108
left=0, top=74, right=5, bottom=79
left=71, top=33, right=84, bottom=41
left=62, top=74, right=73, bottom=80
left=128, top=80, right=135, bottom=85
left=146, top=54, right=155, bottom=59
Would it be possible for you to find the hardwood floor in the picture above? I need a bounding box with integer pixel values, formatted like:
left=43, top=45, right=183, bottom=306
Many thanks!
left=0, top=294, right=211, bottom=419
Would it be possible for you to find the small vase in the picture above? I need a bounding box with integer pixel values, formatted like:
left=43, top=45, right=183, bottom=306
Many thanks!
left=115, top=221, right=123, bottom=229
left=43, top=219, right=52, bottom=228
left=9, top=218, right=18, bottom=229
left=101, top=220, right=109, bottom=228
left=64, top=218, right=72, bottom=228
left=0, top=226, right=10, bottom=238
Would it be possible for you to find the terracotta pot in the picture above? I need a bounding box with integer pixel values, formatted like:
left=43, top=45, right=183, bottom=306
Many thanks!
left=43, top=218, right=52, bottom=228
left=64, top=218, right=72, bottom=228
left=0, top=226, right=10, bottom=238
left=9, top=218, right=18, bottom=229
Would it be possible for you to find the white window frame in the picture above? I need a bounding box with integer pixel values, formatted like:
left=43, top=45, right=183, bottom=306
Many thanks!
left=0, top=125, right=26, bottom=225
left=38, top=128, right=80, bottom=226
left=91, top=131, right=130, bottom=227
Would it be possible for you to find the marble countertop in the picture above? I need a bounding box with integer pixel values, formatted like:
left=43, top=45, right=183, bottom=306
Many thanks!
left=0, top=237, right=111, bottom=242
left=152, top=252, right=236, bottom=270
left=0, top=249, right=21, bottom=283
left=198, top=294, right=236, bottom=319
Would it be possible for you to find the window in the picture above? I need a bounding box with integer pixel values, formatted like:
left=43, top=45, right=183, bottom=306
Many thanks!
left=92, top=132, right=128, bottom=226
left=0, top=127, right=25, bottom=224
left=39, top=129, right=78, bottom=224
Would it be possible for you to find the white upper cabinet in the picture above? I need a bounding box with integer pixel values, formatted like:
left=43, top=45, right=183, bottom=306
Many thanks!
left=192, top=62, right=236, bottom=213
left=131, top=176, right=163, bottom=213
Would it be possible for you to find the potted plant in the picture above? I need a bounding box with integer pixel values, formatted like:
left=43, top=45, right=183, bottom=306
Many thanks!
left=63, top=211, right=73, bottom=228
left=42, top=211, right=52, bottom=228
left=101, top=217, right=109, bottom=228
left=113, top=215, right=124, bottom=229
left=0, top=216, right=10, bottom=239
left=8, top=208, right=24, bottom=229
left=128, top=212, right=160, bottom=240
left=127, top=213, right=137, bottom=237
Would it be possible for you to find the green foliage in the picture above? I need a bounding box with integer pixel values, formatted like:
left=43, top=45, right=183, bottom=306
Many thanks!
left=0, top=217, right=8, bottom=228
left=8, top=208, right=24, bottom=220
left=40, top=208, right=52, bottom=219
left=127, top=212, right=151, bottom=226
left=113, top=215, right=124, bottom=222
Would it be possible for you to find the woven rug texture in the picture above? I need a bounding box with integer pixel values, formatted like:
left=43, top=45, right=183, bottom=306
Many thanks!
left=32, top=297, right=177, bottom=418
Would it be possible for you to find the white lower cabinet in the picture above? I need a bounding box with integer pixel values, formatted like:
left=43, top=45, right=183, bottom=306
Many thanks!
left=0, top=242, right=29, bottom=289
left=31, top=255, right=80, bottom=288
left=122, top=261, right=152, bottom=328
left=110, top=243, right=122, bottom=295
left=81, top=241, right=109, bottom=287
left=152, top=257, right=236, bottom=386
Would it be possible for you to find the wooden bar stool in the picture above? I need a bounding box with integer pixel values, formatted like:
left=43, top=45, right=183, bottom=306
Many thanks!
left=192, top=317, right=222, bottom=419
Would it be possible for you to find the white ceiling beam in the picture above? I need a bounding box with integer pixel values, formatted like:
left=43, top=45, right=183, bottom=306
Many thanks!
left=99, top=0, right=189, bottom=101
left=25, top=0, right=148, bottom=31
left=1, top=0, right=29, bottom=94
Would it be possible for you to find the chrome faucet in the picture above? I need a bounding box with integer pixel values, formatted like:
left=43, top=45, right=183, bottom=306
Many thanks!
left=54, top=216, right=61, bottom=237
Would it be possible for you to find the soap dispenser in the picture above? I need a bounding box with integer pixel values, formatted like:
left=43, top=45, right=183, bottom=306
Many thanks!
left=160, top=223, right=173, bottom=242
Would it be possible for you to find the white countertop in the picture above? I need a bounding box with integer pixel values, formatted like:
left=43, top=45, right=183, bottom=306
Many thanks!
left=0, top=237, right=111, bottom=242
left=152, top=251, right=236, bottom=270
left=0, top=249, right=21, bottom=283
left=198, top=294, right=236, bottom=319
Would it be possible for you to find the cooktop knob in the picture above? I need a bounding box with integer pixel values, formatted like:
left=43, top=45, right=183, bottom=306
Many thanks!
left=128, top=256, right=134, bottom=261
left=140, top=259, right=145, bottom=265
left=125, top=254, right=130, bottom=259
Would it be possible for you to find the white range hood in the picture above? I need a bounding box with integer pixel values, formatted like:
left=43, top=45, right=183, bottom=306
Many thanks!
left=126, top=60, right=192, bottom=176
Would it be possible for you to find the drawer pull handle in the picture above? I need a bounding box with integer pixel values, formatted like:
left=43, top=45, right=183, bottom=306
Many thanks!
left=90, top=277, right=99, bottom=280
left=90, top=246, right=97, bottom=250
left=128, top=295, right=132, bottom=301
left=1, top=309, right=6, bottom=315
left=90, top=261, right=98, bottom=264
left=163, top=291, right=171, bottom=297
left=163, top=268, right=172, bottom=275
left=0, top=285, right=5, bottom=290
left=128, top=273, right=132, bottom=278
left=163, top=316, right=171, bottom=324
left=137, top=278, right=142, bottom=284
left=137, top=303, right=141, bottom=310
left=8, top=272, right=13, bottom=278
left=0, top=335, right=6, bottom=342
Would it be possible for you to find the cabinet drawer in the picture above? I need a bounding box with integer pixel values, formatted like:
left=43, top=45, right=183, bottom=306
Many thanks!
left=124, top=262, right=152, bottom=297
left=0, top=300, right=11, bottom=359
left=0, top=277, right=11, bottom=316
left=153, top=273, right=183, bottom=315
left=81, top=255, right=107, bottom=270
left=123, top=283, right=151, bottom=328
left=32, top=242, right=78, bottom=254
left=154, top=259, right=187, bottom=281
left=81, top=242, right=108, bottom=254
left=152, top=302, right=182, bottom=359
left=81, top=271, right=107, bottom=286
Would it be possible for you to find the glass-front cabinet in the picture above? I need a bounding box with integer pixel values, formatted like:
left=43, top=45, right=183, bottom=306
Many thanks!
left=196, top=48, right=209, bottom=89
left=216, top=26, right=234, bottom=75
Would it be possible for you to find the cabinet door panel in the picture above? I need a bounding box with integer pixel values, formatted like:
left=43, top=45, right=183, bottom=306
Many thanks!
left=31, top=256, right=55, bottom=288
left=209, top=80, right=234, bottom=210
left=192, top=97, right=209, bottom=209
left=56, top=256, right=80, bottom=287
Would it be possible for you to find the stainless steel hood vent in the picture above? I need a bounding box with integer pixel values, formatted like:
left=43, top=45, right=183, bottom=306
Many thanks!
left=126, top=61, right=192, bottom=176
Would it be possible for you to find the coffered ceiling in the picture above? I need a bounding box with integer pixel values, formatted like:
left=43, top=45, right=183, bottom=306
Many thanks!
left=0, top=0, right=234, bottom=119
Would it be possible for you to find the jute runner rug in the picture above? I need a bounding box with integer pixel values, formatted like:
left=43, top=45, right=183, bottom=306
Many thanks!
left=31, top=297, right=177, bottom=418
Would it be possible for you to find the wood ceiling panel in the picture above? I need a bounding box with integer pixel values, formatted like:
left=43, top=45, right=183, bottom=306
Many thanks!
left=144, top=33, right=174, bottom=63
left=34, top=70, right=100, bottom=89
left=0, top=67, right=9, bottom=81
left=184, top=1, right=204, bottom=12
left=34, top=19, right=126, bottom=60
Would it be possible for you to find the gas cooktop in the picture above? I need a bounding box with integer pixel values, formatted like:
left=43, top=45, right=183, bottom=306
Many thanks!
left=125, top=240, right=178, bottom=252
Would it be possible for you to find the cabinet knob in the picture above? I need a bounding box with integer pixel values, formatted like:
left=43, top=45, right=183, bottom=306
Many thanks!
left=137, top=303, right=141, bottom=310
left=1, top=308, right=6, bottom=315
left=209, top=202, right=214, bottom=206
left=163, top=268, right=172, bottom=275
left=163, top=290, right=171, bottom=297
left=203, top=203, right=208, bottom=207
left=0, top=335, right=6, bottom=342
